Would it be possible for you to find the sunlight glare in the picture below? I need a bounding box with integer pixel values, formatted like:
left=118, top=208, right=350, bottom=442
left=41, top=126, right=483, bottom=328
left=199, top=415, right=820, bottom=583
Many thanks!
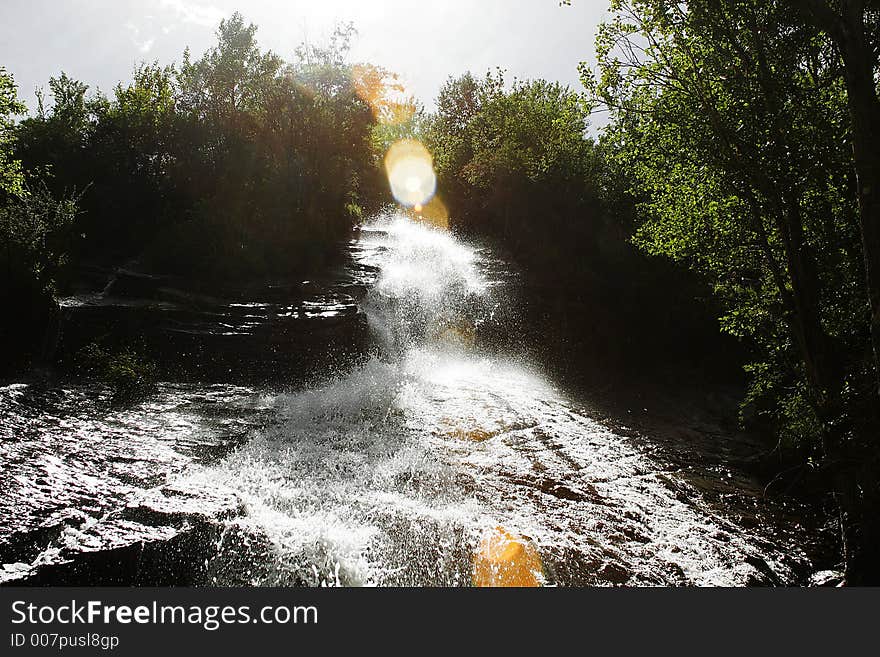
left=384, top=139, right=437, bottom=208
left=351, top=64, right=417, bottom=126
left=472, top=526, right=543, bottom=587
left=410, top=195, right=449, bottom=230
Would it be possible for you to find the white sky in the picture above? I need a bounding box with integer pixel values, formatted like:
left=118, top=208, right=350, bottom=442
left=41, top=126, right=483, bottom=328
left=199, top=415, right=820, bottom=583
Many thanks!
left=1, top=0, right=609, bottom=126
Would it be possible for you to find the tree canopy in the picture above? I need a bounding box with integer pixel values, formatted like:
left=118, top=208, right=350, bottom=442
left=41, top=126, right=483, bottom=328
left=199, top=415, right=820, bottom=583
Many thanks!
left=585, top=0, right=880, bottom=583
left=13, top=12, right=385, bottom=280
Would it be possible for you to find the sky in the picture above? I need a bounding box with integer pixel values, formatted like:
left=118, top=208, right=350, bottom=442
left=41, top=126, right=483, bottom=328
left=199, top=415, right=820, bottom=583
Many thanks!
left=1, top=0, right=609, bottom=126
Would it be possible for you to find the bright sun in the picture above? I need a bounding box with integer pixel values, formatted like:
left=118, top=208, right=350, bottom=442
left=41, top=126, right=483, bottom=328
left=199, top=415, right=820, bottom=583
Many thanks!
left=384, top=139, right=437, bottom=208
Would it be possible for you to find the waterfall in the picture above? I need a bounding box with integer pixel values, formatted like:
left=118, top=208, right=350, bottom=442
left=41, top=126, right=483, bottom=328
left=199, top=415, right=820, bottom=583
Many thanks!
left=189, top=212, right=801, bottom=586
left=0, top=212, right=815, bottom=587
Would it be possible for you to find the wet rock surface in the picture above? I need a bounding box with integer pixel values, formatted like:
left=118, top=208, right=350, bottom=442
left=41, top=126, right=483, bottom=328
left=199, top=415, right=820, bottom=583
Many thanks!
left=3, top=484, right=244, bottom=586
left=55, top=241, right=376, bottom=384
left=0, top=384, right=269, bottom=585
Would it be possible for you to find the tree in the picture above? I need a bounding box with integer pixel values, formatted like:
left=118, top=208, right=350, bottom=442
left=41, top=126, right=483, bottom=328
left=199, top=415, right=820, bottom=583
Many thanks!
left=0, top=70, right=79, bottom=373
left=791, top=1, right=880, bottom=399
left=587, top=0, right=879, bottom=583
left=0, top=67, right=26, bottom=199
left=428, top=71, right=597, bottom=249
left=353, top=62, right=422, bottom=154
left=177, top=13, right=284, bottom=125
left=15, top=72, right=99, bottom=204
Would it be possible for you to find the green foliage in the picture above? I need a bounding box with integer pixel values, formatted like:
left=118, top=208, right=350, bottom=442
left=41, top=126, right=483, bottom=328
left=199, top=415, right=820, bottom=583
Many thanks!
left=353, top=62, right=423, bottom=154
left=0, top=67, right=26, bottom=199
left=74, top=342, right=157, bottom=399
left=586, top=0, right=872, bottom=450
left=177, top=13, right=283, bottom=119
left=427, top=71, right=597, bottom=251
left=369, top=105, right=427, bottom=157
left=0, top=179, right=80, bottom=296
left=425, top=68, right=725, bottom=379
left=0, top=69, right=81, bottom=372
left=2, top=13, right=400, bottom=373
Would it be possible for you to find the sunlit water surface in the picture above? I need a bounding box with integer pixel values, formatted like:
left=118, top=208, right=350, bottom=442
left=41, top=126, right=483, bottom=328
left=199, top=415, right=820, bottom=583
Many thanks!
left=0, top=214, right=814, bottom=586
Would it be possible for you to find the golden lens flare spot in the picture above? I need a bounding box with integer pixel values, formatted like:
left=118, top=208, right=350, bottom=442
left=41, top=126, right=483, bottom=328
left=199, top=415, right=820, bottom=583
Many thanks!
left=408, top=196, right=449, bottom=230
left=351, top=64, right=417, bottom=126
left=385, top=139, right=437, bottom=208
left=472, top=527, right=544, bottom=587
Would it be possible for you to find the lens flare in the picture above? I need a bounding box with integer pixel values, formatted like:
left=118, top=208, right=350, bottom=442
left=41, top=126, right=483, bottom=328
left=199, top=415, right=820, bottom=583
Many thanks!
left=472, top=527, right=544, bottom=587
left=411, top=195, right=449, bottom=231
left=385, top=139, right=437, bottom=208
left=352, top=64, right=416, bottom=126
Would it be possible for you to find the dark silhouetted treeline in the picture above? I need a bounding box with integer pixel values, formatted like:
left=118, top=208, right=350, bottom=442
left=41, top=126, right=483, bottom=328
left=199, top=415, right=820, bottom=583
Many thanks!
left=1, top=14, right=386, bottom=373
left=15, top=15, right=382, bottom=280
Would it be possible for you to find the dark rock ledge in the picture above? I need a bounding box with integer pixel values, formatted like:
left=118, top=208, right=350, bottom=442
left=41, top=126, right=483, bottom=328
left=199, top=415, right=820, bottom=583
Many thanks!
left=1, top=483, right=245, bottom=586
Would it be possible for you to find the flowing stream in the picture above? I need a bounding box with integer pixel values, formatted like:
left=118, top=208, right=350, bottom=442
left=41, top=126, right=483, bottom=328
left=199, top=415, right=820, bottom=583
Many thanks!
left=0, top=213, right=820, bottom=586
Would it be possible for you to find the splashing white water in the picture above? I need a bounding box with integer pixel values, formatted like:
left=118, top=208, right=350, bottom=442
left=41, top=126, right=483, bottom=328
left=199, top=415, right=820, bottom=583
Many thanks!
left=186, top=212, right=803, bottom=586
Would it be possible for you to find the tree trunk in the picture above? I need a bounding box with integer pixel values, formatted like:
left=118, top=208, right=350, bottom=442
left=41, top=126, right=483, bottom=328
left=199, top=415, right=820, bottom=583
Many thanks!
left=834, top=3, right=880, bottom=399
left=834, top=462, right=880, bottom=585
left=798, top=0, right=880, bottom=395
left=794, top=0, right=880, bottom=585
left=835, top=0, right=880, bottom=587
